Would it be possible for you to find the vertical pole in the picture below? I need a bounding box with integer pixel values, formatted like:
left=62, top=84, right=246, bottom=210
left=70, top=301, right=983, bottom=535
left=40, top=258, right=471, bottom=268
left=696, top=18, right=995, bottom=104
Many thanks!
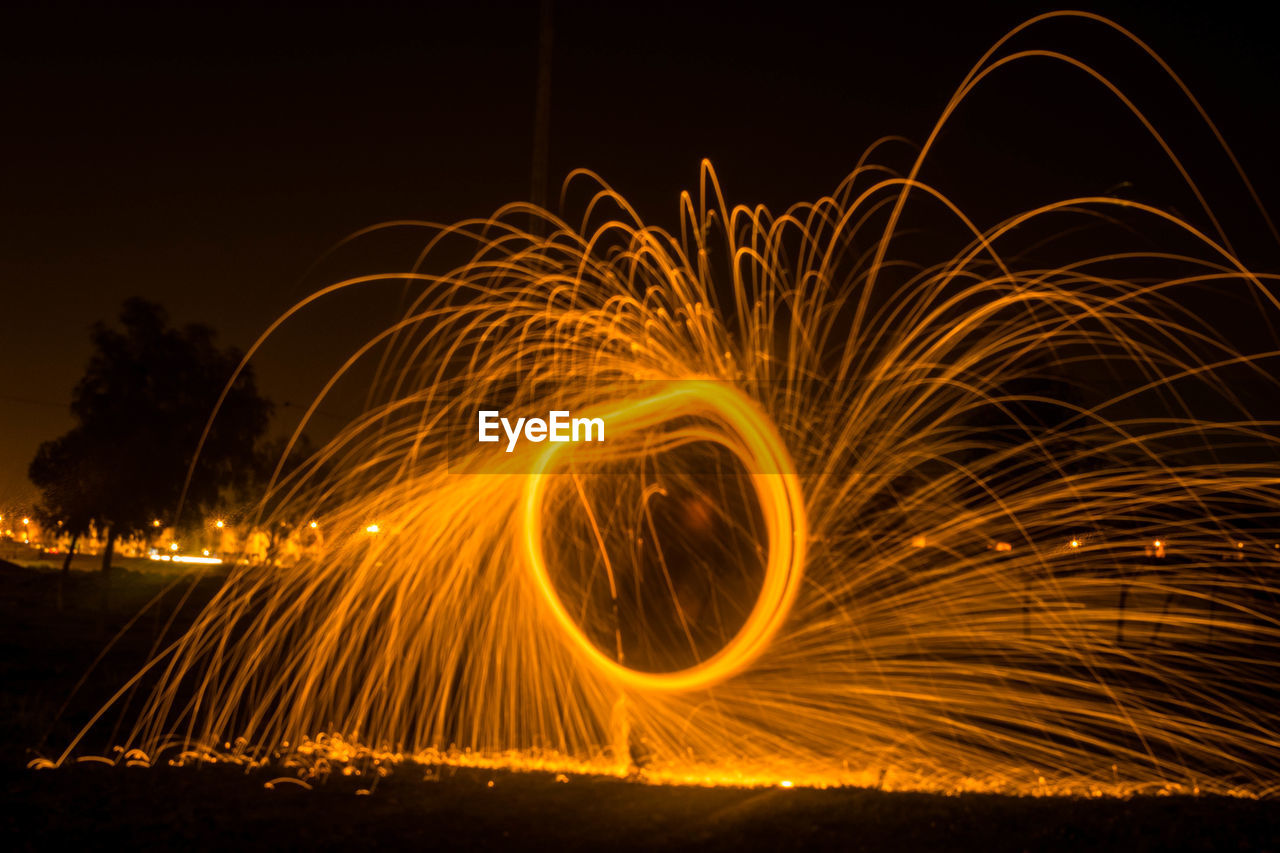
left=531, top=0, right=553, bottom=224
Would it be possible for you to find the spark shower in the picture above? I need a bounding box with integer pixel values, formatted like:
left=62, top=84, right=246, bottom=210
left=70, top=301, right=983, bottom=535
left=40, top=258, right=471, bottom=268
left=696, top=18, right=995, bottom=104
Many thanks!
left=57, top=12, right=1280, bottom=795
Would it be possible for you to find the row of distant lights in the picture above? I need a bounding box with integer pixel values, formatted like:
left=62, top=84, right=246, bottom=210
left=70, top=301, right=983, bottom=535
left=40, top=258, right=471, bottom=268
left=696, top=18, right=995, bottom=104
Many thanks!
left=155, top=518, right=381, bottom=551
left=201, top=519, right=322, bottom=531
left=148, top=518, right=383, bottom=566
left=6, top=513, right=1276, bottom=551
left=7, top=514, right=1273, bottom=551
left=210, top=519, right=382, bottom=535
left=909, top=535, right=1271, bottom=554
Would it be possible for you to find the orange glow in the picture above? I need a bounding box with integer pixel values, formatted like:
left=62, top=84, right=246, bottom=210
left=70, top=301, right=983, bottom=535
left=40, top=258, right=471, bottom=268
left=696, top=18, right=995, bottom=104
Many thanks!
left=70, top=11, right=1280, bottom=798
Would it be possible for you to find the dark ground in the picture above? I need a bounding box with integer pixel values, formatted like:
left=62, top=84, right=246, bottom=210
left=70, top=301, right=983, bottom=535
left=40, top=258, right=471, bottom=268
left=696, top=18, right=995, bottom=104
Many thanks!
left=1, top=561, right=1278, bottom=851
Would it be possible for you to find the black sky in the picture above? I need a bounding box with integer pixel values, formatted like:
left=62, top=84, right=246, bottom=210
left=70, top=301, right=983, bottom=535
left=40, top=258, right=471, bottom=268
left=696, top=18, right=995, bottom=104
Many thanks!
left=3, top=0, right=1279, bottom=502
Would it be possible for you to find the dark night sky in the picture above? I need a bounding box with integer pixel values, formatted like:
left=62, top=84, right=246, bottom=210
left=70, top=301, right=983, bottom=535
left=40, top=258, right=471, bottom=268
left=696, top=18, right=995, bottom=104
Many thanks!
left=3, top=0, right=1279, bottom=503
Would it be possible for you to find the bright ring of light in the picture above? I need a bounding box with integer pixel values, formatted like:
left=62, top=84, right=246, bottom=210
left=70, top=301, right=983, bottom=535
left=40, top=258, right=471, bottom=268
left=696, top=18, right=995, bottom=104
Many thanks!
left=522, top=380, right=807, bottom=693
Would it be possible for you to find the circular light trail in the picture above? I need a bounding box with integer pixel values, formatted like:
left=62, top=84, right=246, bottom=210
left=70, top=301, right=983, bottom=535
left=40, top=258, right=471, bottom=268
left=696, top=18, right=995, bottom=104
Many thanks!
left=521, top=380, right=807, bottom=692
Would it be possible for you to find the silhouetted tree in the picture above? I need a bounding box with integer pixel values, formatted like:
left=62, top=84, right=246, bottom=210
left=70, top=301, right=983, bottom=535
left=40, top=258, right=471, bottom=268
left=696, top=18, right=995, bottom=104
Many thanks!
left=29, top=428, right=97, bottom=568
left=28, top=428, right=101, bottom=606
left=29, top=298, right=272, bottom=572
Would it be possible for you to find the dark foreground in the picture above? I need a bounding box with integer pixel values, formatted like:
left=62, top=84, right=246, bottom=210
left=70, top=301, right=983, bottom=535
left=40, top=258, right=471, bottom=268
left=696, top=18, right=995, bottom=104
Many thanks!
left=2, top=561, right=1278, bottom=851
left=7, top=761, right=1280, bottom=852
